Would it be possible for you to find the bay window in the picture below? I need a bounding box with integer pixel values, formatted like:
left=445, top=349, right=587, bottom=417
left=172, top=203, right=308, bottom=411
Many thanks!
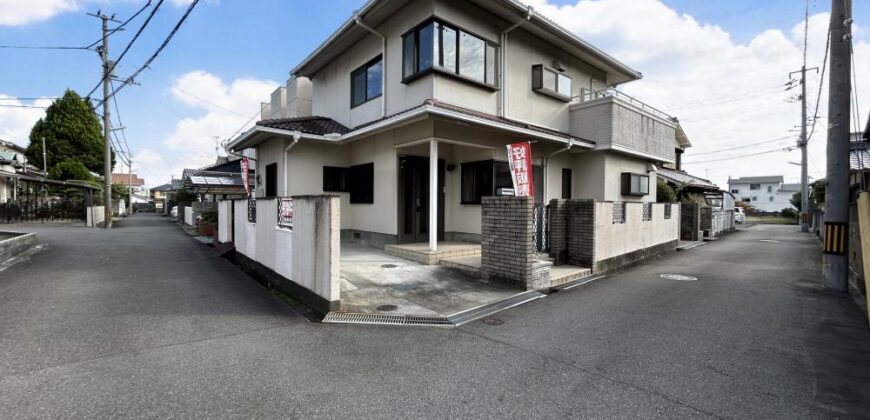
left=402, top=19, right=498, bottom=88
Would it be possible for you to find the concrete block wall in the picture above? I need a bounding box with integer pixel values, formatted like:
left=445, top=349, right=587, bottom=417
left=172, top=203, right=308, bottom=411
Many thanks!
left=548, top=200, right=568, bottom=265
left=217, top=200, right=233, bottom=243
left=565, top=200, right=596, bottom=267
left=681, top=203, right=701, bottom=241
left=86, top=206, right=105, bottom=227
left=224, top=196, right=341, bottom=312
left=481, top=196, right=550, bottom=291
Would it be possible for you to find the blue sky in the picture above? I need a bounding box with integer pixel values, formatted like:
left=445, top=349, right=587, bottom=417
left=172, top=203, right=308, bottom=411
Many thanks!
left=0, top=0, right=868, bottom=188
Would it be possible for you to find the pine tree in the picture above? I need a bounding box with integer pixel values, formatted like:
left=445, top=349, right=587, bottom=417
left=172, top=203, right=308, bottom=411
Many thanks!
left=26, top=89, right=115, bottom=175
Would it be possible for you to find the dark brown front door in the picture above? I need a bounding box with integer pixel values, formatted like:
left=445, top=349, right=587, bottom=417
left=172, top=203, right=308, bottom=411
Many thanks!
left=398, top=155, right=444, bottom=243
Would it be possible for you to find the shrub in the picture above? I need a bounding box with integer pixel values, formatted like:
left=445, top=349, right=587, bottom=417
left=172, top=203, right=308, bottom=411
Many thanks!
left=780, top=208, right=797, bottom=219
left=200, top=209, right=218, bottom=224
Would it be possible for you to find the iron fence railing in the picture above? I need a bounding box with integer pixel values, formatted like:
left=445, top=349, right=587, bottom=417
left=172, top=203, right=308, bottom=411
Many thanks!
left=642, top=203, right=653, bottom=221
left=572, top=88, right=675, bottom=122
left=533, top=203, right=550, bottom=253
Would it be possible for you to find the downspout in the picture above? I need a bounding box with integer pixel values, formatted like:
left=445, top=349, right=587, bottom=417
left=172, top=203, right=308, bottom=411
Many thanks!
left=354, top=11, right=387, bottom=118
left=543, top=139, right=573, bottom=202
left=283, top=131, right=301, bottom=196
left=499, top=6, right=533, bottom=118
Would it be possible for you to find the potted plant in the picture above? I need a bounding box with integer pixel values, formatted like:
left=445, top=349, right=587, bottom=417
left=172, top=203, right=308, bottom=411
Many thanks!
left=198, top=209, right=218, bottom=236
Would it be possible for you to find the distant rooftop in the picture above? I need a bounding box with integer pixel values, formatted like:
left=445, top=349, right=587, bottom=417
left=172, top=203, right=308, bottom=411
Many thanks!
left=730, top=176, right=784, bottom=184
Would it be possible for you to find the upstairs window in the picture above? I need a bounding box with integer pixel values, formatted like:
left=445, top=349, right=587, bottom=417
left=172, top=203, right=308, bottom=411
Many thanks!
left=532, top=64, right=572, bottom=101
left=351, top=55, right=383, bottom=108
left=749, top=183, right=761, bottom=190
left=402, top=19, right=498, bottom=88
left=621, top=173, right=649, bottom=196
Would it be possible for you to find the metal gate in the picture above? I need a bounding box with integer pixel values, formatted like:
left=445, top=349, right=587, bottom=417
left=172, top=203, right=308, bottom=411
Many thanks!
left=533, top=203, right=550, bottom=253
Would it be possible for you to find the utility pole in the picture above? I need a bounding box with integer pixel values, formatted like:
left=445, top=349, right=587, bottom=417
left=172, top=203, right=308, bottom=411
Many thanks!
left=822, top=0, right=852, bottom=291
left=792, top=0, right=818, bottom=233
left=88, top=11, right=119, bottom=229
left=41, top=136, right=46, bottom=174
left=128, top=157, right=133, bottom=215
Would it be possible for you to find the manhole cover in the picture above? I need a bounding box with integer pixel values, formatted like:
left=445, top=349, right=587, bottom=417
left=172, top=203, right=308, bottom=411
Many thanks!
left=660, top=274, right=698, bottom=281
left=376, top=304, right=398, bottom=312
left=759, top=239, right=779, bottom=243
left=482, top=318, right=504, bottom=326
left=381, top=264, right=398, bottom=268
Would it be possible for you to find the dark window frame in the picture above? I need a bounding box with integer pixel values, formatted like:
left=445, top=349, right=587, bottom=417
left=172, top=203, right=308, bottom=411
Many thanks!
left=348, top=163, right=375, bottom=204
left=620, top=172, right=649, bottom=196
left=350, top=55, right=383, bottom=108
left=264, top=163, right=278, bottom=198
left=532, top=64, right=573, bottom=102
left=561, top=168, right=572, bottom=199
left=402, top=17, right=499, bottom=90
left=323, top=166, right=349, bottom=192
left=461, top=159, right=542, bottom=204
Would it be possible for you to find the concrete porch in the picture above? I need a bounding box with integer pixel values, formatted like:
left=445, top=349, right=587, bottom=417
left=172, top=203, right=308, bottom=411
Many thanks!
left=339, top=242, right=540, bottom=320
left=383, top=241, right=480, bottom=265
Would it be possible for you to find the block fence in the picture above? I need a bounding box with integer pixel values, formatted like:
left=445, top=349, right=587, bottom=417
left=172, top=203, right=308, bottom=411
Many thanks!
left=480, top=196, right=551, bottom=291
left=217, top=195, right=340, bottom=314
left=550, top=199, right=680, bottom=273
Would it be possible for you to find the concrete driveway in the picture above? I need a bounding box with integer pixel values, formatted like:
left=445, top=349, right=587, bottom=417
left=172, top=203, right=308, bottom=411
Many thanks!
left=0, top=215, right=868, bottom=418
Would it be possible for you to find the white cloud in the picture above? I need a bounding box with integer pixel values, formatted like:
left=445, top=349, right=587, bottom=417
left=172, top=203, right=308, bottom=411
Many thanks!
left=134, top=70, right=277, bottom=185
left=528, top=0, right=869, bottom=191
left=0, top=0, right=78, bottom=26
left=0, top=96, right=54, bottom=147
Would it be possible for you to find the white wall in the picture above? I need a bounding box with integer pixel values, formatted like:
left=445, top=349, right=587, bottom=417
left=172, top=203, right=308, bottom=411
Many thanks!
left=227, top=196, right=340, bottom=303
left=217, top=200, right=233, bottom=243
left=594, top=202, right=679, bottom=262
left=86, top=206, right=105, bottom=227
left=184, top=206, right=194, bottom=226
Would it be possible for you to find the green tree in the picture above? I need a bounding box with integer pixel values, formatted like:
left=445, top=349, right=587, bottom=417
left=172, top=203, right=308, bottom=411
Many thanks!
left=790, top=191, right=801, bottom=211
left=111, top=183, right=130, bottom=204
left=811, top=179, right=825, bottom=208
left=48, top=159, right=94, bottom=181
left=26, top=89, right=114, bottom=175
left=656, top=179, right=677, bottom=202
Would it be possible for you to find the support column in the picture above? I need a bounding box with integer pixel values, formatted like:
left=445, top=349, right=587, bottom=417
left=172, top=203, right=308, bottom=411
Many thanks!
left=429, top=140, right=438, bottom=252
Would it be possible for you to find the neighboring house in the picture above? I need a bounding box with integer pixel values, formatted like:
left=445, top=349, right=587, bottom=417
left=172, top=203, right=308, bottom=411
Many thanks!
left=728, top=175, right=794, bottom=213
left=227, top=0, right=691, bottom=247
left=0, top=139, right=27, bottom=202
left=656, top=167, right=722, bottom=204
left=181, top=156, right=254, bottom=202
left=111, top=172, right=149, bottom=202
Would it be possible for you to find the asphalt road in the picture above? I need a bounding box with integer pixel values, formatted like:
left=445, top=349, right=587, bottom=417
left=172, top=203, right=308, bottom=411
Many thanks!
left=1, top=214, right=868, bottom=419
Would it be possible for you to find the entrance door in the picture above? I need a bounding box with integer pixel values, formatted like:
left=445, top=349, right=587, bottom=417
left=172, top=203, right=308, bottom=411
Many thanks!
left=398, top=155, right=444, bottom=243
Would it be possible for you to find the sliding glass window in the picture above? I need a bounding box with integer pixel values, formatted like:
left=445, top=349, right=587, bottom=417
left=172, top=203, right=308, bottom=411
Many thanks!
left=402, top=19, right=498, bottom=87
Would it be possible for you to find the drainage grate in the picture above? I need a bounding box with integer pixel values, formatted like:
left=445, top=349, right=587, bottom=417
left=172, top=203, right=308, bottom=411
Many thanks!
left=376, top=304, right=398, bottom=312
left=381, top=264, right=398, bottom=268
left=322, top=312, right=453, bottom=327
left=660, top=274, right=698, bottom=281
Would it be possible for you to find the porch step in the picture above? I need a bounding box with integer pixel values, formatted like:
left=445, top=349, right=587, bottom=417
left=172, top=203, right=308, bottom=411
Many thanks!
left=549, top=265, right=593, bottom=288
left=440, top=255, right=482, bottom=278
left=384, top=242, right=480, bottom=265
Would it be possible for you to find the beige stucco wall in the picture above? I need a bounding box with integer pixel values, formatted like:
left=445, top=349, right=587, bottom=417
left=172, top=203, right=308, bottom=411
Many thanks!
left=310, top=0, right=436, bottom=129
left=569, top=150, right=656, bottom=203
left=594, top=202, right=679, bottom=262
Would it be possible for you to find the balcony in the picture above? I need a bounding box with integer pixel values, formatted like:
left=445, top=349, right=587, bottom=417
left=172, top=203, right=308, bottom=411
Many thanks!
left=569, top=88, right=679, bottom=163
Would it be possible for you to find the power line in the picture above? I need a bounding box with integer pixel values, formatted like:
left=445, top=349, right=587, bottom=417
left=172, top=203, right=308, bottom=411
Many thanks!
left=0, top=97, right=59, bottom=101
left=807, top=22, right=831, bottom=143
left=0, top=44, right=90, bottom=50
left=143, top=68, right=248, bottom=117
left=109, top=80, right=133, bottom=160
left=85, top=0, right=165, bottom=100
left=688, top=135, right=797, bottom=157
left=105, top=0, right=201, bottom=101
left=83, top=1, right=154, bottom=50
left=684, top=146, right=797, bottom=165
left=0, top=103, right=48, bottom=109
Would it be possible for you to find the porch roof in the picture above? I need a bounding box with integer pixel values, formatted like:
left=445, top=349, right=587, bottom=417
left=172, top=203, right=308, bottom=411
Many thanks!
left=657, top=167, right=718, bottom=190
left=228, top=99, right=595, bottom=151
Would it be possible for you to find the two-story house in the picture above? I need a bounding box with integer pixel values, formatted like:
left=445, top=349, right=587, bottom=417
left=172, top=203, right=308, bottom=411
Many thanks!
left=0, top=139, right=27, bottom=203
left=728, top=175, right=795, bottom=213
left=227, top=0, right=691, bottom=248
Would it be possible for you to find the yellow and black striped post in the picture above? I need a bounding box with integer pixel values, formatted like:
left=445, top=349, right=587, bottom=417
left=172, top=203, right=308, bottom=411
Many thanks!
left=823, top=222, right=847, bottom=255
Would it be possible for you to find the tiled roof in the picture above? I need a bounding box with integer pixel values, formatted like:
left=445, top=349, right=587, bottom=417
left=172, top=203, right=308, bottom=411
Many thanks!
left=657, top=167, right=717, bottom=189
left=151, top=183, right=173, bottom=192
left=779, top=183, right=801, bottom=192
left=730, top=176, right=784, bottom=184
left=257, top=116, right=351, bottom=136
left=111, top=173, right=145, bottom=186
left=254, top=99, right=590, bottom=145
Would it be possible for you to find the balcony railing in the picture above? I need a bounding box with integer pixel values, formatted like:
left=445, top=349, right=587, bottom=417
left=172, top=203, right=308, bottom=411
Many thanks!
left=572, top=88, right=675, bottom=123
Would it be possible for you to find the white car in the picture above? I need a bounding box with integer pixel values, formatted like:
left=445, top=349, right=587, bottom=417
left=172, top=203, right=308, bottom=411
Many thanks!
left=170, top=206, right=178, bottom=218
left=734, top=207, right=746, bottom=223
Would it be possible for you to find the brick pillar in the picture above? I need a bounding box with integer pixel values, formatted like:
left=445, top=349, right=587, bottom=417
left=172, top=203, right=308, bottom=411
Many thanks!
left=481, top=196, right=550, bottom=290
left=565, top=199, right=596, bottom=267
left=549, top=199, right=568, bottom=265
left=680, top=203, right=700, bottom=241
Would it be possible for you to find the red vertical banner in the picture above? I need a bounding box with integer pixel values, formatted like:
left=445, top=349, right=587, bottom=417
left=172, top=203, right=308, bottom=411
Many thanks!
left=506, top=142, right=534, bottom=197
left=241, top=157, right=250, bottom=196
